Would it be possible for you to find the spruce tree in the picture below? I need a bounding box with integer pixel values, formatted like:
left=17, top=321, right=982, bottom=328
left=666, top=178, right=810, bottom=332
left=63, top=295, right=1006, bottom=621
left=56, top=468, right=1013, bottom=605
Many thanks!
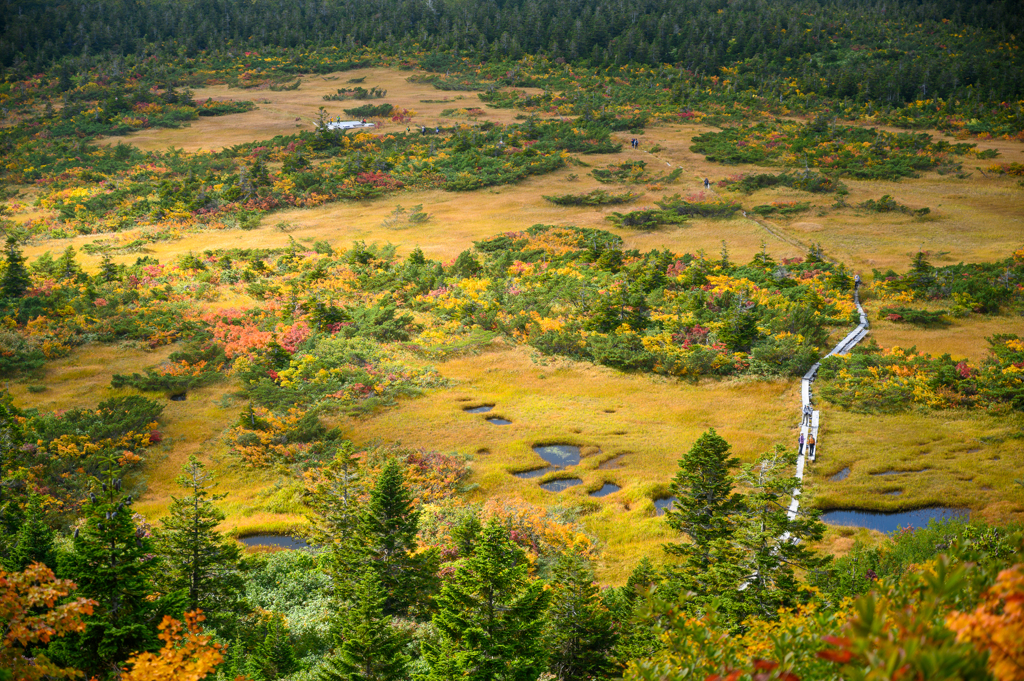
left=5, top=494, right=56, bottom=571
left=1, top=237, right=30, bottom=299
left=252, top=615, right=298, bottom=680
left=544, top=552, right=617, bottom=681
left=663, top=428, right=743, bottom=571
left=319, top=570, right=410, bottom=681
left=732, top=446, right=829, bottom=620
left=607, top=558, right=662, bottom=664
left=424, top=519, right=551, bottom=681
left=157, top=455, right=245, bottom=634
left=355, top=457, right=436, bottom=616
left=50, top=464, right=167, bottom=676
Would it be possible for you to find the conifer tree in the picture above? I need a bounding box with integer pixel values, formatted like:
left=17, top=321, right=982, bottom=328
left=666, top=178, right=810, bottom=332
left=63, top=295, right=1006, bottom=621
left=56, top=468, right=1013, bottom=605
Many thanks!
left=544, top=552, right=617, bottom=681
left=1, top=237, right=30, bottom=299
left=663, top=428, right=743, bottom=571
left=608, top=558, right=662, bottom=664
left=732, top=446, right=828, bottom=620
left=157, top=455, right=245, bottom=634
left=50, top=463, right=168, bottom=676
left=355, top=457, right=436, bottom=616
left=424, top=519, right=550, bottom=681
left=5, top=494, right=56, bottom=571
left=252, top=615, right=298, bottom=680
left=319, top=570, right=410, bottom=681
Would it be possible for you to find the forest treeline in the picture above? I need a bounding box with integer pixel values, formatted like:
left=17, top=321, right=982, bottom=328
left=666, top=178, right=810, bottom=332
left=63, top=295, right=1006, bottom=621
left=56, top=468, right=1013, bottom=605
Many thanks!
left=2, top=0, right=1023, bottom=104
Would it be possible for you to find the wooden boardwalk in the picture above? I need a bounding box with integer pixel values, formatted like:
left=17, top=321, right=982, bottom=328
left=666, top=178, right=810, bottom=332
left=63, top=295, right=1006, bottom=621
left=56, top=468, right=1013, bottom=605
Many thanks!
left=786, top=288, right=869, bottom=523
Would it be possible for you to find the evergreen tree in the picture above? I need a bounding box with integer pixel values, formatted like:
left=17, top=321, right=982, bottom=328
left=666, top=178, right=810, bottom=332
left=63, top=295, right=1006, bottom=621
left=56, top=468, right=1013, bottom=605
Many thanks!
left=732, top=446, right=829, bottom=620
left=50, top=463, right=169, bottom=677
left=5, top=494, right=56, bottom=571
left=663, top=428, right=743, bottom=571
left=156, top=455, right=245, bottom=634
left=424, top=519, right=551, bottom=681
left=544, top=552, right=617, bottom=681
left=319, top=570, right=410, bottom=681
left=252, top=615, right=299, bottom=680
left=355, top=457, right=436, bottom=616
left=608, top=558, right=662, bottom=664
left=54, top=245, right=85, bottom=283
left=1, top=237, right=30, bottom=299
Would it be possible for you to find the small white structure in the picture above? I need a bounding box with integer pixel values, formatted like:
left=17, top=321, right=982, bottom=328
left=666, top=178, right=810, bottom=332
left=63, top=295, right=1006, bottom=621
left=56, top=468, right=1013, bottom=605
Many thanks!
left=323, top=120, right=375, bottom=131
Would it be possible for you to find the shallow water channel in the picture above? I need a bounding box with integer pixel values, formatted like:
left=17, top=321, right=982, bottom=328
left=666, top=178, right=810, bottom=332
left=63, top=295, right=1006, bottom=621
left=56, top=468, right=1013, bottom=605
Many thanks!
left=540, top=478, right=583, bottom=492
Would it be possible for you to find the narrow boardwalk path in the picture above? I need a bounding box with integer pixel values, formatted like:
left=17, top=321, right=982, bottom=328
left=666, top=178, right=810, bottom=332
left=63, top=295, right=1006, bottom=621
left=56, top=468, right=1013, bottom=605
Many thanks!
left=786, top=287, right=869, bottom=523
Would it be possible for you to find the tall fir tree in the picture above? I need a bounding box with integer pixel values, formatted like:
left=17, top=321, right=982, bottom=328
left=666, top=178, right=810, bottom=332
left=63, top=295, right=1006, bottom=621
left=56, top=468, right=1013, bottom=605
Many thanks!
left=252, top=615, right=299, bottom=681
left=607, top=557, right=662, bottom=665
left=424, top=519, right=551, bottom=681
left=732, top=446, right=829, bottom=620
left=318, top=570, right=410, bottom=681
left=156, top=454, right=245, bottom=634
left=355, top=457, right=437, bottom=616
left=1, top=237, right=30, bottom=300
left=5, top=494, right=56, bottom=571
left=544, top=552, right=618, bottom=681
left=663, top=428, right=743, bottom=572
left=49, top=462, right=172, bottom=677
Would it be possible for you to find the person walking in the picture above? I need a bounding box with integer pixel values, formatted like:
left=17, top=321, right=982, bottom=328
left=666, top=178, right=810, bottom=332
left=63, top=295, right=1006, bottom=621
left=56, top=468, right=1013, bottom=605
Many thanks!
left=704, top=178, right=710, bottom=189
left=807, top=433, right=816, bottom=458
left=854, top=273, right=862, bottom=290
left=798, top=432, right=806, bottom=455
left=802, top=404, right=812, bottom=426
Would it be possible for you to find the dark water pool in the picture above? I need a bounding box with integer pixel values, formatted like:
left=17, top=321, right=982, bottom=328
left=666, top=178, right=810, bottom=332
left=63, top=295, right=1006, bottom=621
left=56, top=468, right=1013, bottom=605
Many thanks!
left=533, top=444, right=581, bottom=467
left=170, top=393, right=187, bottom=401
left=870, top=468, right=930, bottom=476
left=829, top=467, right=850, bottom=482
left=465, top=404, right=494, bottom=413
left=487, top=417, right=512, bottom=425
left=540, top=478, right=583, bottom=492
left=654, top=497, right=678, bottom=516
left=238, top=534, right=311, bottom=550
left=590, top=483, right=621, bottom=497
left=512, top=467, right=551, bottom=479
left=821, top=507, right=968, bottom=533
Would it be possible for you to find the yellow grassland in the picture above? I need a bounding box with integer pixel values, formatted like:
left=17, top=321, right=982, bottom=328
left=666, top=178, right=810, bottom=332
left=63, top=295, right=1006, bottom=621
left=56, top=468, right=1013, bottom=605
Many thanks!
left=6, top=68, right=1024, bottom=580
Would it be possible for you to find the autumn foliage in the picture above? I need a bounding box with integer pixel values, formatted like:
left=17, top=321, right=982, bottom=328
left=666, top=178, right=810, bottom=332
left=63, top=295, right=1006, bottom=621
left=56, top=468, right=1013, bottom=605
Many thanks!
left=121, top=611, right=230, bottom=681
left=0, top=562, right=96, bottom=681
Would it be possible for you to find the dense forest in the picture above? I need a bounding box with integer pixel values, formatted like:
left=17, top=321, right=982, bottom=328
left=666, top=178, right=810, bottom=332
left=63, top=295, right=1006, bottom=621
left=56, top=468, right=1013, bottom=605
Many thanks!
left=2, top=0, right=1024, bottom=679
left=2, top=0, right=1023, bottom=104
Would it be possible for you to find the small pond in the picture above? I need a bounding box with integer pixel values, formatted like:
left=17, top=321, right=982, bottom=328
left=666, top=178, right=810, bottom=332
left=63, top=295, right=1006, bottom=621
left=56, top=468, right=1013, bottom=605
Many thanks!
left=238, top=534, right=311, bottom=550
left=533, top=444, right=581, bottom=468
left=883, top=490, right=904, bottom=496
left=540, top=478, right=583, bottom=492
left=821, top=507, right=969, bottom=533
left=464, top=405, right=494, bottom=413
left=829, top=467, right=850, bottom=482
left=512, top=467, right=551, bottom=479
left=590, top=483, right=621, bottom=497
left=487, top=417, right=513, bottom=425
left=654, top=497, right=677, bottom=516
left=170, top=393, right=187, bottom=401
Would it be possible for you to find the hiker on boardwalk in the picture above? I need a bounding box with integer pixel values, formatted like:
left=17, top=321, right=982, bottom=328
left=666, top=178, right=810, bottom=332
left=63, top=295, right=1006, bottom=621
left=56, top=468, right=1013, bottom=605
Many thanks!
left=798, top=432, right=806, bottom=454
left=807, top=433, right=816, bottom=457
left=854, top=273, right=862, bottom=290
left=802, top=404, right=813, bottom=425
left=704, top=178, right=710, bottom=189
